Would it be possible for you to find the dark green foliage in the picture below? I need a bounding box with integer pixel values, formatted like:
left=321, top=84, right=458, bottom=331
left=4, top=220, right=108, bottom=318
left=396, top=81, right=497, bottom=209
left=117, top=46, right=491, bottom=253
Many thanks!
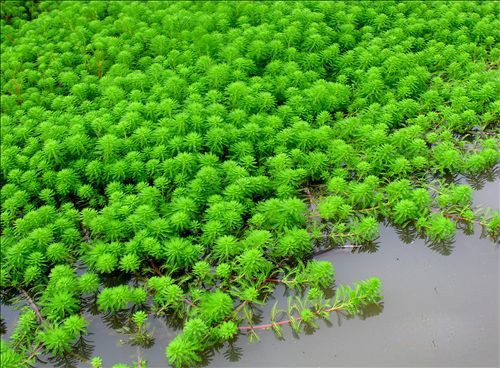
left=1, top=1, right=498, bottom=366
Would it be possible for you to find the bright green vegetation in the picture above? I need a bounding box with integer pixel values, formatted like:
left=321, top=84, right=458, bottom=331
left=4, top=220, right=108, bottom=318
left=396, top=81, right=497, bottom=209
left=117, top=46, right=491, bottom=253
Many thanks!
left=1, top=1, right=499, bottom=367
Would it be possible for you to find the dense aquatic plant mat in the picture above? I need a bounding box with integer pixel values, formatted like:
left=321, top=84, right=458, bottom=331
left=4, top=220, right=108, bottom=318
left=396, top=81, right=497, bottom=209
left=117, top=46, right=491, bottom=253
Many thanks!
left=1, top=0, right=499, bottom=366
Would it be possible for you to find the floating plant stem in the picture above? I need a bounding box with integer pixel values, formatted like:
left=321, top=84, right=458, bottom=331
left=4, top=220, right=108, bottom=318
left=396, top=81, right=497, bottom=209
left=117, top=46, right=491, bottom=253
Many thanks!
left=239, top=278, right=382, bottom=332
left=20, top=289, right=44, bottom=323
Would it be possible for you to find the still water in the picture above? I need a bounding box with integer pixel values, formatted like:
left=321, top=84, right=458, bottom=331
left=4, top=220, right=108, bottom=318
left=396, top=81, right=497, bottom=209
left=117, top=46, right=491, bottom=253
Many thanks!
left=1, top=180, right=498, bottom=367
left=206, top=180, right=499, bottom=368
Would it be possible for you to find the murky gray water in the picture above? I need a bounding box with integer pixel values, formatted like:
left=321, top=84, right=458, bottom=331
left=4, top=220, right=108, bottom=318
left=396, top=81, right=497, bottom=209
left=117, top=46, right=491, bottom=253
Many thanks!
left=1, top=180, right=498, bottom=367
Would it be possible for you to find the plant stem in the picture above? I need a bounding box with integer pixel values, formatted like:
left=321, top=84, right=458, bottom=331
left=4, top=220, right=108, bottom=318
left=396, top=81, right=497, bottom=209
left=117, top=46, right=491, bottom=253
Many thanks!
left=150, top=261, right=163, bottom=276
left=22, top=344, right=44, bottom=365
left=137, top=346, right=143, bottom=368
left=238, top=306, right=343, bottom=331
left=238, top=318, right=297, bottom=331
left=81, top=223, right=90, bottom=242
left=331, top=232, right=356, bottom=237
left=357, top=205, right=381, bottom=213
left=183, top=298, right=196, bottom=308
left=20, top=289, right=44, bottom=323
left=233, top=300, right=248, bottom=317
left=443, top=213, right=481, bottom=225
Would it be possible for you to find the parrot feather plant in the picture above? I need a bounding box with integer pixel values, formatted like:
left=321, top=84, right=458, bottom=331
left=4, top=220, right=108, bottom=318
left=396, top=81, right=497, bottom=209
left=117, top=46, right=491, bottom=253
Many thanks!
left=1, top=1, right=499, bottom=367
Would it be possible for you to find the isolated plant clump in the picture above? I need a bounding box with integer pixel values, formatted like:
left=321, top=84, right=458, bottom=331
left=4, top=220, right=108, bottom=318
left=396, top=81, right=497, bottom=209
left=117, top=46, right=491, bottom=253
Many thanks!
left=1, top=1, right=499, bottom=367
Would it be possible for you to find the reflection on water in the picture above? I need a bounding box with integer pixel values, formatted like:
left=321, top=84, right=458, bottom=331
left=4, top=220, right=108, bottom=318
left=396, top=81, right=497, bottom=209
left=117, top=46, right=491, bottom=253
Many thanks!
left=42, top=335, right=94, bottom=368
left=464, top=166, right=498, bottom=191
left=205, top=179, right=498, bottom=368
left=0, top=179, right=498, bottom=367
left=0, top=317, right=6, bottom=336
left=425, top=237, right=455, bottom=256
left=222, top=343, right=244, bottom=363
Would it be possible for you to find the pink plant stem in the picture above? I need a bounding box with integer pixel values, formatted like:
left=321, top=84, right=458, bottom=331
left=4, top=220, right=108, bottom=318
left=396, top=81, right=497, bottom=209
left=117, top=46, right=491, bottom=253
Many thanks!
left=444, top=213, right=482, bottom=225
left=137, top=347, right=143, bottom=367
left=304, top=187, right=315, bottom=206
left=238, top=317, right=302, bottom=331
left=238, top=307, right=341, bottom=331
left=21, top=289, right=44, bottom=323
left=184, top=298, right=196, bottom=307
left=231, top=275, right=288, bottom=285
left=264, top=278, right=285, bottom=284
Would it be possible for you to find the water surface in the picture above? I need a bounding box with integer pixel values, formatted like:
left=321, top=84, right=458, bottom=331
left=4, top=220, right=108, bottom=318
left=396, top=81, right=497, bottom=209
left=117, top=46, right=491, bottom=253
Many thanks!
left=206, top=180, right=499, bottom=367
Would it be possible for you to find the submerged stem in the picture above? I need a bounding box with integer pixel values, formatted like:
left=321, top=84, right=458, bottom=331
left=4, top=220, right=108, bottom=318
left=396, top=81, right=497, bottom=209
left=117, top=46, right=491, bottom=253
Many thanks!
left=20, top=289, right=44, bottom=323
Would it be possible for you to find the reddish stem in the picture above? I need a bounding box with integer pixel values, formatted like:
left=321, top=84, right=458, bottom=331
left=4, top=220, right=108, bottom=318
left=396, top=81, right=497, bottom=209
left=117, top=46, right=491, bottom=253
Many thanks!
left=264, top=278, right=285, bottom=284
left=231, top=275, right=288, bottom=285
left=304, top=187, right=315, bottom=205
left=21, top=289, right=44, bottom=323
left=238, top=306, right=342, bottom=331
left=150, top=261, right=163, bottom=276
left=238, top=317, right=301, bottom=331
left=183, top=298, right=196, bottom=307
left=443, top=213, right=481, bottom=225
left=13, top=78, right=21, bottom=97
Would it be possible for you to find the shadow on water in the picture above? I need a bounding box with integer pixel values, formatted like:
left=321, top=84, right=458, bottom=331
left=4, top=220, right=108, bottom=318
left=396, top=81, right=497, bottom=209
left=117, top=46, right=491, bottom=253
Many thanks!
left=0, top=316, right=6, bottom=336
left=463, top=166, right=499, bottom=191
left=222, top=343, right=244, bottom=363
left=41, top=335, right=95, bottom=368
left=425, top=237, right=455, bottom=256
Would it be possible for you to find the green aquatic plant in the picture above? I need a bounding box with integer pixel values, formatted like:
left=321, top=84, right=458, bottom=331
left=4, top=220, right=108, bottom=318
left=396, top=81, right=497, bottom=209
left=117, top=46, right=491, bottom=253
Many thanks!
left=91, top=357, right=103, bottom=368
left=97, top=285, right=147, bottom=314
left=238, top=277, right=382, bottom=335
left=36, top=315, right=88, bottom=356
left=0, top=340, right=24, bottom=367
left=1, top=1, right=499, bottom=366
left=485, top=211, right=500, bottom=239
left=117, top=310, right=154, bottom=348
